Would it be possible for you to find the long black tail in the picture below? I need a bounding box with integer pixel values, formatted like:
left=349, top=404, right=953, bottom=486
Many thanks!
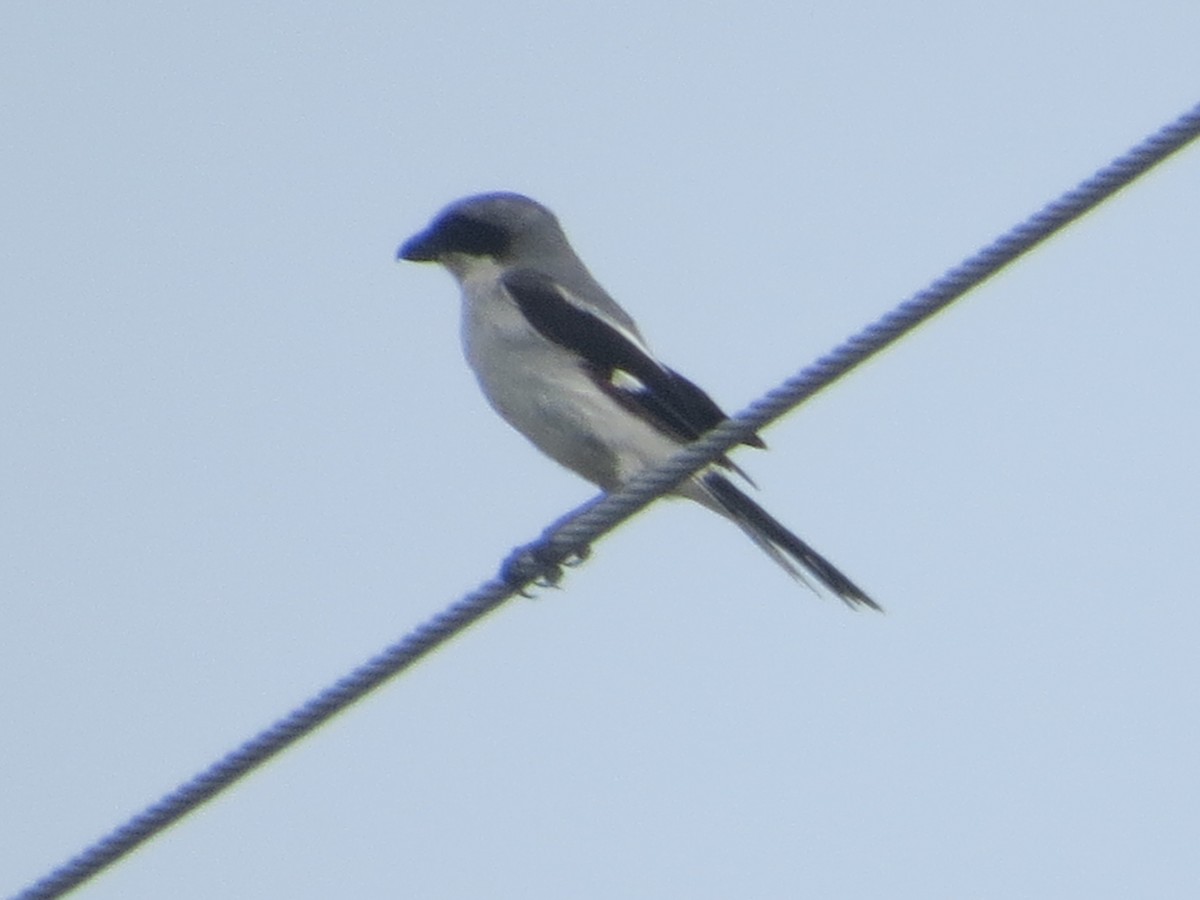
left=702, top=472, right=880, bottom=611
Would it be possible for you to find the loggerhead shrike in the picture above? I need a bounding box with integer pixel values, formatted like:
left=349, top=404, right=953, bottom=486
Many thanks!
left=398, top=193, right=878, bottom=610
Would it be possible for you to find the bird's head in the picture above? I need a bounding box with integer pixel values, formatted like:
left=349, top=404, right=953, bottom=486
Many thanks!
left=397, top=192, right=571, bottom=281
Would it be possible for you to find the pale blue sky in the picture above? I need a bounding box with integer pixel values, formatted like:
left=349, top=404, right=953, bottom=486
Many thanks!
left=3, top=3, right=1200, bottom=898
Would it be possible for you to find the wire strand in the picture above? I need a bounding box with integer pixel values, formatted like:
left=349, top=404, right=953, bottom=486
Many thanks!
left=12, top=99, right=1200, bottom=900
left=541, top=102, right=1200, bottom=559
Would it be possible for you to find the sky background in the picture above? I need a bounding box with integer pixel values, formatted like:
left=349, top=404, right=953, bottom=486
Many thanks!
left=3, top=3, right=1200, bottom=898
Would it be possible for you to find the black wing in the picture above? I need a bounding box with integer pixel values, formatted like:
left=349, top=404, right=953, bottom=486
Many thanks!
left=502, top=268, right=764, bottom=449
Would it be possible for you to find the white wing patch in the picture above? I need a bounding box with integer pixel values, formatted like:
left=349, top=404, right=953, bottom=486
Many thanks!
left=609, top=368, right=647, bottom=393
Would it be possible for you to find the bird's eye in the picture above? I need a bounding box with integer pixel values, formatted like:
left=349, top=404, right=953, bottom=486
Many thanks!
left=438, top=214, right=512, bottom=257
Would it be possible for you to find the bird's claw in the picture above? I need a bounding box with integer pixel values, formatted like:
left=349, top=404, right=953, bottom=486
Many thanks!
left=561, top=545, right=591, bottom=568
left=501, top=541, right=590, bottom=595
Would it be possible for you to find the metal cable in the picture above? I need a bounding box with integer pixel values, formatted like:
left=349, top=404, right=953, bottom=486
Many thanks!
left=12, top=99, right=1200, bottom=900
left=538, top=101, right=1200, bottom=562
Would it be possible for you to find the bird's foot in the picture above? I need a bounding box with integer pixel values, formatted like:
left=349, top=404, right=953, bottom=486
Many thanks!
left=501, top=541, right=591, bottom=595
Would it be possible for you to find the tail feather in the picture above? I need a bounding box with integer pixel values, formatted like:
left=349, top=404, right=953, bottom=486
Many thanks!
left=701, top=472, right=880, bottom=611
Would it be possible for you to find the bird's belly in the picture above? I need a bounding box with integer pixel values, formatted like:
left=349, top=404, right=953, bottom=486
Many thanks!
left=465, top=334, right=676, bottom=491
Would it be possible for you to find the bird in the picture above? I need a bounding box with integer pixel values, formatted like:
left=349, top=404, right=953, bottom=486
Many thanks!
left=397, top=192, right=878, bottom=610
